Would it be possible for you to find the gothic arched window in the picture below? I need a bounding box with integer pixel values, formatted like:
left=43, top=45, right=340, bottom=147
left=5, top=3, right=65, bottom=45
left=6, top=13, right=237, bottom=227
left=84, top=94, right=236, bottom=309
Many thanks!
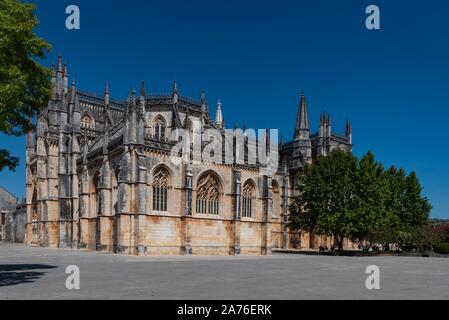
left=153, top=167, right=169, bottom=211
left=242, top=180, right=255, bottom=218
left=196, top=172, right=220, bottom=215
left=81, top=113, right=95, bottom=129
left=154, top=116, right=166, bottom=140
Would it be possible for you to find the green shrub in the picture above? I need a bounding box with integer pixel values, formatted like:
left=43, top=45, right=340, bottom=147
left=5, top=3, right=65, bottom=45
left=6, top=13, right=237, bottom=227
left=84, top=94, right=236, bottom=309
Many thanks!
left=432, top=242, right=449, bottom=254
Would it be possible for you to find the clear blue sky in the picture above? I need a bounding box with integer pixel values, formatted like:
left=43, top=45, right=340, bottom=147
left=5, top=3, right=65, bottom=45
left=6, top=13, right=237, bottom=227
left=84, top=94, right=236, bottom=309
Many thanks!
left=1, top=0, right=448, bottom=218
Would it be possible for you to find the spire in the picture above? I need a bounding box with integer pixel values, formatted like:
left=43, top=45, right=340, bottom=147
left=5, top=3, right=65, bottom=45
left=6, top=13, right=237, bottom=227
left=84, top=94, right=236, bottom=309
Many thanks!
left=140, top=80, right=145, bottom=97
left=319, top=113, right=325, bottom=137
left=62, top=62, right=68, bottom=93
left=326, top=114, right=332, bottom=137
left=345, top=118, right=352, bottom=134
left=57, top=54, right=63, bottom=73
left=173, top=80, right=178, bottom=105
left=55, top=55, right=64, bottom=94
left=201, top=90, right=205, bottom=103
left=103, top=81, right=110, bottom=108
left=51, top=63, right=56, bottom=89
left=124, top=89, right=138, bottom=144
left=201, top=90, right=206, bottom=112
left=70, top=79, right=76, bottom=103
left=138, top=81, right=146, bottom=122
left=125, top=90, right=133, bottom=114
left=73, top=88, right=80, bottom=112
left=124, top=91, right=130, bottom=111
left=294, top=90, right=310, bottom=140
left=215, top=99, right=223, bottom=127
left=70, top=79, right=81, bottom=130
left=103, top=82, right=115, bottom=127
left=131, top=89, right=137, bottom=107
left=345, top=119, right=352, bottom=144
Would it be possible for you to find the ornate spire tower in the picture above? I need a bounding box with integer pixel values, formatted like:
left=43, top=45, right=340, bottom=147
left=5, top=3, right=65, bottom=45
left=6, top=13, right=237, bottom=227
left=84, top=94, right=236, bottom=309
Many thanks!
left=292, top=91, right=311, bottom=166
left=294, top=90, right=310, bottom=140
left=215, top=99, right=223, bottom=128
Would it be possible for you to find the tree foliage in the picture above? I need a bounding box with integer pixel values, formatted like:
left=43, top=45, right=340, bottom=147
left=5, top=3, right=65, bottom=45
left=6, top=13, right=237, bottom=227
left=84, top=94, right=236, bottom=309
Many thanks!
left=431, top=222, right=449, bottom=243
left=289, top=149, right=359, bottom=250
left=289, top=149, right=432, bottom=251
left=0, top=0, right=52, bottom=171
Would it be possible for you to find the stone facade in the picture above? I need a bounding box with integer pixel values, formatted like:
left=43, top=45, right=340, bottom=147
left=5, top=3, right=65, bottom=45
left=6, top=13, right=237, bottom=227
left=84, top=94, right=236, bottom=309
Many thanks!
left=3, top=204, right=26, bottom=243
left=25, top=56, right=355, bottom=255
left=0, top=187, right=26, bottom=243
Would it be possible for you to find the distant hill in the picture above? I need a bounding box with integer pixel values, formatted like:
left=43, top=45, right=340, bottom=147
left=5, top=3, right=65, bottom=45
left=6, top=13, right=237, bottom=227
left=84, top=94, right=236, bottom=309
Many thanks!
left=430, top=218, right=449, bottom=225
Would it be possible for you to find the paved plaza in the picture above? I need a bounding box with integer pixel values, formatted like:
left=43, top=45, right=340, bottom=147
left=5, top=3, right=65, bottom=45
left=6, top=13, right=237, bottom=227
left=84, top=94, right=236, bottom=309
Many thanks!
left=1, top=243, right=449, bottom=300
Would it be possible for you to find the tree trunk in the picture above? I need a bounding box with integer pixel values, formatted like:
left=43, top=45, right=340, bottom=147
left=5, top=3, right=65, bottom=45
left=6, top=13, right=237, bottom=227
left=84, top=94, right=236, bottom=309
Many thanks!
left=336, top=235, right=344, bottom=252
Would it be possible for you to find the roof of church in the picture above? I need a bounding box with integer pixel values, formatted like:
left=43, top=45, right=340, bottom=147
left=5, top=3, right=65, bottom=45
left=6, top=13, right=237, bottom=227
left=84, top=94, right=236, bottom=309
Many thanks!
left=77, top=90, right=204, bottom=112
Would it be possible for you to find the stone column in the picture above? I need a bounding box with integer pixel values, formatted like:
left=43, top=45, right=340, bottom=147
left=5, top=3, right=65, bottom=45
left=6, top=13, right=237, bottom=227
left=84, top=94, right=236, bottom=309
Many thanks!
left=231, top=167, right=241, bottom=255
left=281, top=166, right=289, bottom=249
left=116, top=147, right=134, bottom=254
left=32, top=138, right=47, bottom=246
left=25, top=126, right=35, bottom=246
left=135, top=150, right=148, bottom=256
left=98, top=158, right=114, bottom=252
left=181, top=163, right=193, bottom=255
left=58, top=135, right=71, bottom=248
left=70, top=136, right=80, bottom=248
left=25, top=167, right=33, bottom=246
left=261, top=175, right=272, bottom=255
left=45, top=138, right=60, bottom=248
left=78, top=163, right=90, bottom=249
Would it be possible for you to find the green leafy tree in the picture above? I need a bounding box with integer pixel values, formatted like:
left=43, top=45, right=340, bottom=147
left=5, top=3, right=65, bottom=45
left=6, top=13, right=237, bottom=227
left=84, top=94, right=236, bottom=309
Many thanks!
left=383, top=166, right=406, bottom=227
left=403, top=172, right=431, bottom=226
left=0, top=0, right=52, bottom=171
left=290, top=149, right=433, bottom=252
left=384, top=166, right=406, bottom=227
left=289, top=149, right=359, bottom=251
left=355, top=152, right=397, bottom=238
left=396, top=224, right=434, bottom=252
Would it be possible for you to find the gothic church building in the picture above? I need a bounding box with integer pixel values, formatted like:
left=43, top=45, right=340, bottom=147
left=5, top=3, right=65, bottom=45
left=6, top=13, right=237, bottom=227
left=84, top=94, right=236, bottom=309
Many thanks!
left=25, top=57, right=354, bottom=255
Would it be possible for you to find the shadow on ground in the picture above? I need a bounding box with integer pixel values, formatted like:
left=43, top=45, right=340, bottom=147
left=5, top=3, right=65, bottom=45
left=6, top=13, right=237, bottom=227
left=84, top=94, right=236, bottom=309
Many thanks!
left=0, top=264, right=57, bottom=287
